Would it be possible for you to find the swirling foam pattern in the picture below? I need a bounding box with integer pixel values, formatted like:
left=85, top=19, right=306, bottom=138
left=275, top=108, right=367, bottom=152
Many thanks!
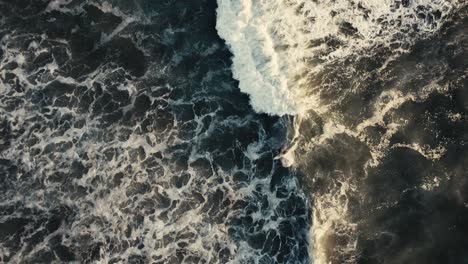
left=0, top=1, right=310, bottom=263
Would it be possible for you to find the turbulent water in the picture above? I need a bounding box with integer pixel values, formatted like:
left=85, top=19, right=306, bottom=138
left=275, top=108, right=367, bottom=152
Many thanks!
left=218, top=0, right=467, bottom=263
left=0, top=0, right=466, bottom=264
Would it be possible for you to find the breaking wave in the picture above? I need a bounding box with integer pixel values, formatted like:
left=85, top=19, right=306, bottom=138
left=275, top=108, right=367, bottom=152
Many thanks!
left=217, top=0, right=460, bottom=115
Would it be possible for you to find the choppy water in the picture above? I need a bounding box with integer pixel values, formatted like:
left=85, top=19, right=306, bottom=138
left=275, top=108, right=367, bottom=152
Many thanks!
left=0, top=0, right=467, bottom=264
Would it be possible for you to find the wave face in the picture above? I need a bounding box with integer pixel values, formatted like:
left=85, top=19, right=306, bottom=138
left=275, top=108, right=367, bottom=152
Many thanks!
left=0, top=0, right=310, bottom=263
left=218, top=0, right=467, bottom=263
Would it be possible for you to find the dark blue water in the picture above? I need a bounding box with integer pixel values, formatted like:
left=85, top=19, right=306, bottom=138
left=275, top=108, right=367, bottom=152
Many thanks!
left=0, top=1, right=309, bottom=263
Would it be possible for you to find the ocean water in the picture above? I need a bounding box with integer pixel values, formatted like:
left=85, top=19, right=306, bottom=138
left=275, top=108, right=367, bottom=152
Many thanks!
left=0, top=0, right=466, bottom=264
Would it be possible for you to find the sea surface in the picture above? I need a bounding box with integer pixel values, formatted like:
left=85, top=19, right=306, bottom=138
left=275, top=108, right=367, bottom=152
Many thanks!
left=0, top=0, right=466, bottom=263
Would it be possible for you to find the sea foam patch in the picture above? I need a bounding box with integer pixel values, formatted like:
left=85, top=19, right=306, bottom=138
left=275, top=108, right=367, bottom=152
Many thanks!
left=216, top=0, right=313, bottom=115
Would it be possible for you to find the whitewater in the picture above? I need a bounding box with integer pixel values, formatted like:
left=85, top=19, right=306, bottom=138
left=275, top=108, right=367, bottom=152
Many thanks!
left=216, top=0, right=459, bottom=115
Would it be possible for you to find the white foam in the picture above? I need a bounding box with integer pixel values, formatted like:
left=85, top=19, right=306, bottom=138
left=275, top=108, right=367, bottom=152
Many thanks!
left=216, top=0, right=460, bottom=116
left=216, top=0, right=319, bottom=115
left=311, top=179, right=358, bottom=264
